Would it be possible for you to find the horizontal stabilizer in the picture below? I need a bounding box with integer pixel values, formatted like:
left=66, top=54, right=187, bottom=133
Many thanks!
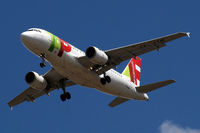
left=109, top=97, right=130, bottom=107
left=136, top=79, right=176, bottom=93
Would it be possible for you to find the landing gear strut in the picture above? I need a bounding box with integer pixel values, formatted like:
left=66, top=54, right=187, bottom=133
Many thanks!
left=60, top=80, right=71, bottom=102
left=40, top=53, right=46, bottom=68
left=100, top=73, right=111, bottom=85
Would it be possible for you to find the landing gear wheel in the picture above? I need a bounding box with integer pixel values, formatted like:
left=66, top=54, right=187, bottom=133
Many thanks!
left=100, top=78, right=106, bottom=85
left=60, top=94, right=66, bottom=101
left=40, top=63, right=46, bottom=68
left=40, top=53, right=46, bottom=68
left=65, top=92, right=71, bottom=99
left=105, top=76, right=111, bottom=83
left=59, top=79, right=71, bottom=102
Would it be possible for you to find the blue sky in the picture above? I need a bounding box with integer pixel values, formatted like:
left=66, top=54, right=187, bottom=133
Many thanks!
left=0, top=0, right=199, bottom=133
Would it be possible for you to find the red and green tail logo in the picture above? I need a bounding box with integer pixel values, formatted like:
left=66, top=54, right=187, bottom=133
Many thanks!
left=122, top=57, right=141, bottom=86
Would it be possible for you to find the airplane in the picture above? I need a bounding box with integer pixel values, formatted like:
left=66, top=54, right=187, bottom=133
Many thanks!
left=8, top=28, right=190, bottom=109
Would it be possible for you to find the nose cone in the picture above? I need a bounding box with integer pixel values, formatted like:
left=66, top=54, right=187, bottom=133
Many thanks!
left=20, top=30, right=51, bottom=55
left=20, top=32, right=33, bottom=45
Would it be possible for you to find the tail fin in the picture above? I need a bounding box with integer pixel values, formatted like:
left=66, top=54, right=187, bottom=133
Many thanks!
left=122, top=57, right=141, bottom=86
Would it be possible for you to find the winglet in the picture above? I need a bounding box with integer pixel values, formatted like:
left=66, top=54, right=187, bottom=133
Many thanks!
left=186, top=32, right=190, bottom=38
left=9, top=105, right=13, bottom=111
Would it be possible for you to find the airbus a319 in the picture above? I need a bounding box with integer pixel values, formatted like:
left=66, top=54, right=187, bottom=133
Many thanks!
left=8, top=28, right=190, bottom=109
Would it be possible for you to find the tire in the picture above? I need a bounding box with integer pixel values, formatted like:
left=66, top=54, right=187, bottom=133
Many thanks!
left=40, top=63, right=46, bottom=68
left=100, top=78, right=106, bottom=85
left=60, top=94, right=66, bottom=101
left=65, top=92, right=71, bottom=99
left=105, top=76, right=111, bottom=83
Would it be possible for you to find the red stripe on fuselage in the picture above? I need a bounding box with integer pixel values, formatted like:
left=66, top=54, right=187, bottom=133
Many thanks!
left=58, top=38, right=71, bottom=57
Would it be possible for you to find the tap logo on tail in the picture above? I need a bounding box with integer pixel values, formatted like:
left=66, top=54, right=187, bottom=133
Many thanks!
left=122, top=57, right=141, bottom=86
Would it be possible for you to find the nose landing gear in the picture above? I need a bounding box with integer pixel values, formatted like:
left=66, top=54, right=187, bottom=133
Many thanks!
left=40, top=53, right=46, bottom=68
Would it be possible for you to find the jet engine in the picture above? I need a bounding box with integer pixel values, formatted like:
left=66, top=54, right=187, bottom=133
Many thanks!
left=86, top=46, right=108, bottom=65
left=25, top=71, right=47, bottom=90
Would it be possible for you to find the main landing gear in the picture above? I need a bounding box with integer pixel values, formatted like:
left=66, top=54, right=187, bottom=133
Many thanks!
left=100, top=73, right=111, bottom=85
left=60, top=91, right=71, bottom=102
left=40, top=53, right=46, bottom=68
left=60, top=80, right=71, bottom=102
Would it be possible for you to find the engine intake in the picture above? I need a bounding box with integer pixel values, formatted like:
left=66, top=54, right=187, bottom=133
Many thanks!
left=86, top=46, right=108, bottom=65
left=25, top=71, right=47, bottom=90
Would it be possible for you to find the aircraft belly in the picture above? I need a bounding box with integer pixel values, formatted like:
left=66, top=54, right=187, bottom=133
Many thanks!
left=44, top=42, right=132, bottom=95
left=51, top=57, right=142, bottom=99
left=47, top=51, right=146, bottom=100
left=48, top=53, right=146, bottom=100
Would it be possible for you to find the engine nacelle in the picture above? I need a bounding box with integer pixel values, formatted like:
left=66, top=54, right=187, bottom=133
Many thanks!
left=25, top=71, right=47, bottom=90
left=86, top=46, right=108, bottom=65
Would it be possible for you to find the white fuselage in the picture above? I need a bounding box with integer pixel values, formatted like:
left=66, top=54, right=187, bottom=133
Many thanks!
left=20, top=28, right=148, bottom=101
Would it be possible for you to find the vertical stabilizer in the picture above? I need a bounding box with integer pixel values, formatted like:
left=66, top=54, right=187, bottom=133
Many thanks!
left=122, top=57, right=141, bottom=86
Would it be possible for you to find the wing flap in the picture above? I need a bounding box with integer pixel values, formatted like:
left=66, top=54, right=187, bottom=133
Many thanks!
left=136, top=79, right=176, bottom=93
left=8, top=87, right=40, bottom=107
left=109, top=97, right=130, bottom=107
left=118, top=43, right=166, bottom=61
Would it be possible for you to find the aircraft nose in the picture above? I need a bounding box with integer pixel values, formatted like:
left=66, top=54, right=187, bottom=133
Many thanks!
left=20, top=31, right=33, bottom=44
left=20, top=30, right=51, bottom=55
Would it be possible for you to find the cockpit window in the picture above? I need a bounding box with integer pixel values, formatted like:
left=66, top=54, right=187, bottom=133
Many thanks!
left=27, top=29, right=41, bottom=33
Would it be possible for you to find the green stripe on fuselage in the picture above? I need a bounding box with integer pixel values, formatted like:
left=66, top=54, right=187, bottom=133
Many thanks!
left=54, top=36, right=61, bottom=51
left=46, top=31, right=61, bottom=52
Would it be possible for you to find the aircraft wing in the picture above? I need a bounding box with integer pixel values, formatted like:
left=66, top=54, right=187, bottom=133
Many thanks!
left=8, top=68, right=76, bottom=109
left=78, top=32, right=189, bottom=75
